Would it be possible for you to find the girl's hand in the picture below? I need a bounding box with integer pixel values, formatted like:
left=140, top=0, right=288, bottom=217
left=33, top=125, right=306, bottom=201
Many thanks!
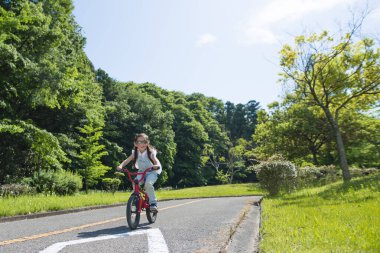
left=116, top=165, right=123, bottom=171
left=152, top=165, right=161, bottom=170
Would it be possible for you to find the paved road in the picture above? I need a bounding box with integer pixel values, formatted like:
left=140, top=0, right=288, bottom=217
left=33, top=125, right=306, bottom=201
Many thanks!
left=0, top=196, right=262, bottom=253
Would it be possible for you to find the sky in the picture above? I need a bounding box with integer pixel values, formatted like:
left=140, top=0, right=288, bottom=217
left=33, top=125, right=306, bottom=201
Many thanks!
left=72, top=0, right=380, bottom=108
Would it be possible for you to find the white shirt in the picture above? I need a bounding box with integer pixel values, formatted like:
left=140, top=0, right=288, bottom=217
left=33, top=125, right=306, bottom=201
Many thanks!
left=131, top=149, right=162, bottom=174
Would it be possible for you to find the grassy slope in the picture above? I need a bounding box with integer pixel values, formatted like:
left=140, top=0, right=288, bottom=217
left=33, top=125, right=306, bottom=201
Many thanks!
left=260, top=173, right=380, bottom=252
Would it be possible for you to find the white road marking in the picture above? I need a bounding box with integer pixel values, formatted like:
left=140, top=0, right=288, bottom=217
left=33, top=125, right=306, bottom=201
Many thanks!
left=39, top=228, right=169, bottom=253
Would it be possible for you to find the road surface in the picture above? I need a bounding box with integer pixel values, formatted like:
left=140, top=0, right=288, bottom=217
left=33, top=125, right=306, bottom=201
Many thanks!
left=0, top=196, right=262, bottom=253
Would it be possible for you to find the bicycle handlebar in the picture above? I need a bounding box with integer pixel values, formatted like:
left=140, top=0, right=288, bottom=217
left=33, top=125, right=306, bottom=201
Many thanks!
left=119, top=166, right=160, bottom=184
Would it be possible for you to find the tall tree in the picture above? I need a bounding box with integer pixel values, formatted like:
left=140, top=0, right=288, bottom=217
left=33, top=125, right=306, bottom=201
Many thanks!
left=279, top=26, right=380, bottom=181
left=0, top=0, right=106, bottom=184
left=77, top=120, right=110, bottom=193
left=244, top=100, right=260, bottom=139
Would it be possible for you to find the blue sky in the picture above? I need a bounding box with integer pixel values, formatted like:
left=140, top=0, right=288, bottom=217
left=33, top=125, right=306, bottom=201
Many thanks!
left=72, top=0, right=379, bottom=108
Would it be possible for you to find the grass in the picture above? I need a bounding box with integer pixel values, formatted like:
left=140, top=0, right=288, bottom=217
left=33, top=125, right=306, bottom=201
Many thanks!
left=260, top=173, right=380, bottom=253
left=0, top=183, right=261, bottom=217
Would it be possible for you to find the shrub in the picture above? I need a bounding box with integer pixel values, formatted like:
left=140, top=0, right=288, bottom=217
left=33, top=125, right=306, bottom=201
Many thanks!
left=28, top=170, right=56, bottom=195
left=26, top=169, right=82, bottom=195
left=350, top=168, right=379, bottom=177
left=215, top=170, right=229, bottom=184
left=53, top=170, right=82, bottom=195
left=297, top=165, right=340, bottom=187
left=102, top=178, right=121, bottom=194
left=253, top=157, right=297, bottom=196
left=0, top=184, right=35, bottom=197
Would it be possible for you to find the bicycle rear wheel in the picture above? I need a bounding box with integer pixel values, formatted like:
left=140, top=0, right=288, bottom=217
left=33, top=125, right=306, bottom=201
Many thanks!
left=146, top=207, right=157, bottom=223
left=126, top=194, right=140, bottom=230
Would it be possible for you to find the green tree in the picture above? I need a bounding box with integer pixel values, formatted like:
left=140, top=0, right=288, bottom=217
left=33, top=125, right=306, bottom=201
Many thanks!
left=279, top=27, right=380, bottom=181
left=225, top=138, right=248, bottom=183
left=77, top=120, right=110, bottom=192
left=0, top=0, right=106, bottom=184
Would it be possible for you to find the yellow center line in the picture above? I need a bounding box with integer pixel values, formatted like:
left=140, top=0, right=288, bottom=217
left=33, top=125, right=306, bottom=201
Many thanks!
left=0, top=199, right=203, bottom=247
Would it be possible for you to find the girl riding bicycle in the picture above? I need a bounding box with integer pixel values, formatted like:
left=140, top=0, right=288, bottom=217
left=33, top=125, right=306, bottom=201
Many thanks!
left=117, top=133, right=161, bottom=212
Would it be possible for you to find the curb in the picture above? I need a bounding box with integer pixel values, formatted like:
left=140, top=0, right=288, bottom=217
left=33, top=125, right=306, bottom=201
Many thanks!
left=0, top=195, right=263, bottom=223
left=222, top=196, right=263, bottom=253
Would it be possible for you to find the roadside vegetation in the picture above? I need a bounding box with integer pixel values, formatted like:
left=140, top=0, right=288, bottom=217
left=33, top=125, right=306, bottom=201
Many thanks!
left=260, top=173, right=380, bottom=252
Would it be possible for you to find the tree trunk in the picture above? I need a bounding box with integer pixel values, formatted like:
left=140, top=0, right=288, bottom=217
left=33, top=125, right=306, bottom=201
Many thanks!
left=324, top=109, right=351, bottom=182
left=83, top=178, right=88, bottom=194
left=309, top=146, right=319, bottom=165
left=229, top=170, right=234, bottom=184
left=333, top=123, right=351, bottom=182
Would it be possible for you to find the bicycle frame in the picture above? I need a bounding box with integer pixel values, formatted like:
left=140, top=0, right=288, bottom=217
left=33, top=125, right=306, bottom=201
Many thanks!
left=123, top=167, right=153, bottom=213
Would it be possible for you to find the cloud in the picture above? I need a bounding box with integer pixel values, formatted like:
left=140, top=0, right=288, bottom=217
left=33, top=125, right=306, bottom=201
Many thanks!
left=196, top=33, right=217, bottom=47
left=241, top=0, right=359, bottom=45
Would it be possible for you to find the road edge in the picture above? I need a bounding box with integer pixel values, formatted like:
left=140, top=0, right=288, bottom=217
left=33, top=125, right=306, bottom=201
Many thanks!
left=221, top=196, right=263, bottom=253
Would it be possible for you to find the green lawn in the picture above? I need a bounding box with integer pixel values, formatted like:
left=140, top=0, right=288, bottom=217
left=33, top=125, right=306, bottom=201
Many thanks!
left=260, top=173, right=380, bottom=253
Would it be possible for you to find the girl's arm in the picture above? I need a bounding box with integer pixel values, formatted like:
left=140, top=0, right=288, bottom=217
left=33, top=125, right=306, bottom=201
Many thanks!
left=116, top=154, right=134, bottom=170
left=150, top=151, right=161, bottom=169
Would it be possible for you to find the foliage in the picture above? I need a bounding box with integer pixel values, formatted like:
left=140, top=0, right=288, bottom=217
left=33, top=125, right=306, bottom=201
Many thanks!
left=0, top=183, right=35, bottom=197
left=23, top=169, right=82, bottom=196
left=0, top=119, right=68, bottom=182
left=102, top=178, right=121, bottom=194
left=296, top=165, right=340, bottom=188
left=215, top=170, right=229, bottom=184
left=77, top=120, right=110, bottom=192
left=279, top=27, right=380, bottom=181
left=0, top=0, right=106, bottom=190
left=53, top=170, right=82, bottom=195
left=252, top=156, right=297, bottom=196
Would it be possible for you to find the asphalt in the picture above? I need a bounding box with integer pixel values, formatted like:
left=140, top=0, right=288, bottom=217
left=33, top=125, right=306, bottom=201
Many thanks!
left=0, top=195, right=263, bottom=252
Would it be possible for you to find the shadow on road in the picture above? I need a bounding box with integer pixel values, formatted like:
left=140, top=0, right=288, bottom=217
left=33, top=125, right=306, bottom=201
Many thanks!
left=77, top=223, right=154, bottom=238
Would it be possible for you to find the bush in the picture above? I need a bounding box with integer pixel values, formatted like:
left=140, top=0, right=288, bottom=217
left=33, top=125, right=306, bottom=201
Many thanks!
left=215, top=170, right=229, bottom=184
left=0, top=184, right=35, bottom=197
left=253, top=157, right=297, bottom=196
left=26, top=169, right=82, bottom=195
left=27, top=170, right=55, bottom=195
left=102, top=178, right=121, bottom=194
left=53, top=170, right=82, bottom=195
left=297, top=165, right=340, bottom=187
left=350, top=168, right=379, bottom=177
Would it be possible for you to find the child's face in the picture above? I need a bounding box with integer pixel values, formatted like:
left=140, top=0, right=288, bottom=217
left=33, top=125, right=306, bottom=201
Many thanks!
left=135, top=138, right=148, bottom=151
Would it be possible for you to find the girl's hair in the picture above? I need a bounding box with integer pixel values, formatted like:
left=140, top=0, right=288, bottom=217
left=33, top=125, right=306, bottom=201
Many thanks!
left=133, top=133, right=155, bottom=167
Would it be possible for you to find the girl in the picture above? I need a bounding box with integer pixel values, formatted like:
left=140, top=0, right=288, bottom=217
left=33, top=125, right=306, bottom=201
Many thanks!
left=117, top=133, right=161, bottom=211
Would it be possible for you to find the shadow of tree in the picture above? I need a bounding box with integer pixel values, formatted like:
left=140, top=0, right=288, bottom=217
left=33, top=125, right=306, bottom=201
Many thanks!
left=271, top=173, right=379, bottom=208
left=317, top=173, right=380, bottom=200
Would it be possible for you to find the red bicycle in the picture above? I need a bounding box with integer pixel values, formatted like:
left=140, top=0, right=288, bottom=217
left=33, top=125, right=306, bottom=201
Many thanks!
left=122, top=166, right=158, bottom=230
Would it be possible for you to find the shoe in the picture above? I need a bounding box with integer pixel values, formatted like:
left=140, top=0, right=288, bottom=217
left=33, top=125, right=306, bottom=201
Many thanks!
left=150, top=204, right=158, bottom=212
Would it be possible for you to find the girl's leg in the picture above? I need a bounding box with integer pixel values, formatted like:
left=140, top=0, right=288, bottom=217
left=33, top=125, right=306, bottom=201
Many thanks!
left=144, top=172, right=158, bottom=205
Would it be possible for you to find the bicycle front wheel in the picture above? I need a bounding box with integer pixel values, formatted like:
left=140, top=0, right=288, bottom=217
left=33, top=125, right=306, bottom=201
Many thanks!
left=126, top=194, right=140, bottom=230
left=146, top=207, right=157, bottom=224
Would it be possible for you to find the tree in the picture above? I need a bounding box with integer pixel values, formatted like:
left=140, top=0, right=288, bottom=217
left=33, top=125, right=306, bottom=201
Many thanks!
left=279, top=25, right=380, bottom=181
left=244, top=100, right=260, bottom=139
left=77, top=120, right=110, bottom=193
left=253, top=102, right=331, bottom=166
left=225, top=138, right=247, bottom=183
